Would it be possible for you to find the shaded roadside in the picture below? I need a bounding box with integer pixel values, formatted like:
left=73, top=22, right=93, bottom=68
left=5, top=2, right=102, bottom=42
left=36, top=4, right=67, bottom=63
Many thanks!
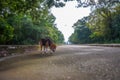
left=0, top=45, right=39, bottom=57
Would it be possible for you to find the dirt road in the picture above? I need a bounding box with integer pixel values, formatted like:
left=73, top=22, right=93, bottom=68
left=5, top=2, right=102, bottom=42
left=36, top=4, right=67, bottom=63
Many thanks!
left=0, top=45, right=120, bottom=80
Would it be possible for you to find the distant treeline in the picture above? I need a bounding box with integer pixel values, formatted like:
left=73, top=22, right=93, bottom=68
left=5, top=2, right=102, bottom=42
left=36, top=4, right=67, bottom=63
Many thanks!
left=69, top=2, right=120, bottom=44
left=0, top=0, right=64, bottom=45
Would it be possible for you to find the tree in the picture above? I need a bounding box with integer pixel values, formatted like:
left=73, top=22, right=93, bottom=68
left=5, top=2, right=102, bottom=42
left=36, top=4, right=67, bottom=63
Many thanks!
left=46, top=0, right=120, bottom=8
left=69, top=1, right=120, bottom=44
left=0, top=18, right=14, bottom=44
left=0, top=0, right=65, bottom=44
left=87, top=2, right=120, bottom=43
left=69, top=17, right=91, bottom=44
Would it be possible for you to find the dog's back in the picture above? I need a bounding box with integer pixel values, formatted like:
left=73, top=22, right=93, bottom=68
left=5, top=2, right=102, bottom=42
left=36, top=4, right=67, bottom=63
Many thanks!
left=39, top=38, right=53, bottom=51
left=40, top=38, right=47, bottom=46
left=46, top=38, right=52, bottom=46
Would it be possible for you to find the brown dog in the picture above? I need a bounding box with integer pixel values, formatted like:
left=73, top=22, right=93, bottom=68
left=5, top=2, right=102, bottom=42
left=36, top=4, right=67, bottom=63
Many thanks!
left=39, top=38, right=56, bottom=53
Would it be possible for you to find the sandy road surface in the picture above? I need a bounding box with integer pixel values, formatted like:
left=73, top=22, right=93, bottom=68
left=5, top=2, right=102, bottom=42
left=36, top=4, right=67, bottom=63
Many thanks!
left=0, top=45, right=120, bottom=80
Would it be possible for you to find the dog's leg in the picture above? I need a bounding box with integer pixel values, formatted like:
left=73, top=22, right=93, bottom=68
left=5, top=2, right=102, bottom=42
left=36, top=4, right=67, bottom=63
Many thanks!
left=50, top=50, right=53, bottom=54
left=44, top=47, right=46, bottom=53
left=40, top=45, right=42, bottom=51
left=45, top=41, right=49, bottom=53
left=40, top=45, right=44, bottom=54
left=45, top=46, right=49, bottom=53
left=40, top=45, right=45, bottom=54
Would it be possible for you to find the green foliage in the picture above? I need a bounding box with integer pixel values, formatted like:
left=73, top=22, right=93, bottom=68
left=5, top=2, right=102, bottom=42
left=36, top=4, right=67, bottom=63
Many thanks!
left=6, top=14, right=64, bottom=45
left=0, top=18, right=14, bottom=44
left=0, top=0, right=64, bottom=45
left=69, top=3, right=120, bottom=44
left=46, top=0, right=120, bottom=8
left=69, top=17, right=91, bottom=44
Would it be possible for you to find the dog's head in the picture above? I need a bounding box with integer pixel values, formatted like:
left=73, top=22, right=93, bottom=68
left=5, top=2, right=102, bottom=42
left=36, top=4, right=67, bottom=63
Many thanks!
left=50, top=43, right=56, bottom=52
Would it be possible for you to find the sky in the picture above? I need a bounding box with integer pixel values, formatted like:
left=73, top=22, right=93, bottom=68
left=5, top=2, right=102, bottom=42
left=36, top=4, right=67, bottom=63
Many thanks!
left=51, top=1, right=91, bottom=42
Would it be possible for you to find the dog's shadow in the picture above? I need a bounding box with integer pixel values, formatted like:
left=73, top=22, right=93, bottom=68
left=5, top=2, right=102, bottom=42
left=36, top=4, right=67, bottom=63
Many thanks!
left=30, top=52, right=53, bottom=59
left=19, top=51, right=54, bottom=61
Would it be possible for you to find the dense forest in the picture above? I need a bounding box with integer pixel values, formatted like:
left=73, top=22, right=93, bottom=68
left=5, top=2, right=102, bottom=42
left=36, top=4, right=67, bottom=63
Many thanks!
left=0, top=0, right=65, bottom=45
left=0, top=0, right=120, bottom=45
left=69, top=0, right=120, bottom=44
